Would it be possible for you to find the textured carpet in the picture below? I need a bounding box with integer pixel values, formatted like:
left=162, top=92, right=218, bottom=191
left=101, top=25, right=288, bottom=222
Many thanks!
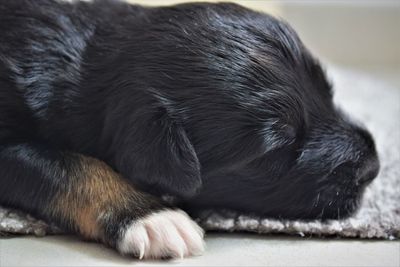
left=1, top=67, right=399, bottom=239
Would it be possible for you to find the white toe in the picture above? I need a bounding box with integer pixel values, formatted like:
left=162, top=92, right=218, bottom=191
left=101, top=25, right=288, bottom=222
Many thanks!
left=165, top=210, right=205, bottom=256
left=117, top=209, right=205, bottom=259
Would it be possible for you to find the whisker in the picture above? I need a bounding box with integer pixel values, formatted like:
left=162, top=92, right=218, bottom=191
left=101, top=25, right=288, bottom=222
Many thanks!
left=313, top=192, right=321, bottom=208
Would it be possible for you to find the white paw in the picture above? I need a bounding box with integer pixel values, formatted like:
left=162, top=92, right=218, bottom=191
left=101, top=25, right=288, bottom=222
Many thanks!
left=117, top=209, right=205, bottom=259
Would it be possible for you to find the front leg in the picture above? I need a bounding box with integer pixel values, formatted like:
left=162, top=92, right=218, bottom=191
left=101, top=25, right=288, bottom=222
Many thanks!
left=0, top=143, right=204, bottom=259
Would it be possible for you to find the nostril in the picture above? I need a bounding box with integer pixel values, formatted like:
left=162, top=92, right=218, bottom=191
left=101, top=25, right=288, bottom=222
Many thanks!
left=330, top=157, right=379, bottom=186
left=356, top=157, right=380, bottom=185
left=330, top=162, right=355, bottom=179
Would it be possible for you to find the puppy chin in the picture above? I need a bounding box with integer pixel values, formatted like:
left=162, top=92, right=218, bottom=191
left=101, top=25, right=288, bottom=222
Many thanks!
left=313, top=186, right=365, bottom=220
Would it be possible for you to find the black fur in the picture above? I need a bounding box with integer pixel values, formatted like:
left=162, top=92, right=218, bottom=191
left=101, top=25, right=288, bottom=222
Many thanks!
left=0, top=0, right=379, bottom=235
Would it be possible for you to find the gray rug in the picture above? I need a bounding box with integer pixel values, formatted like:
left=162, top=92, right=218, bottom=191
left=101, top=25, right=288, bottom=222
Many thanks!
left=1, top=67, right=399, bottom=239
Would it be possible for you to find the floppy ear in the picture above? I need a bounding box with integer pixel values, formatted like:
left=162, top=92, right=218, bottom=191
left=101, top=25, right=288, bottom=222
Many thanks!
left=108, top=97, right=201, bottom=199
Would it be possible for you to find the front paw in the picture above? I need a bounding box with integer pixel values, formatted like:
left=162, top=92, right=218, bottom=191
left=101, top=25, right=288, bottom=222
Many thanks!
left=117, top=209, right=205, bottom=259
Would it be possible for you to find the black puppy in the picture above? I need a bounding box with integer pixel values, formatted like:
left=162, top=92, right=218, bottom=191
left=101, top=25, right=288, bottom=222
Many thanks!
left=0, top=0, right=379, bottom=259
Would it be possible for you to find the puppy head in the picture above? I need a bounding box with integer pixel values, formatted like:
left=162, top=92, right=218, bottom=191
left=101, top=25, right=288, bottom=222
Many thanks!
left=124, top=3, right=380, bottom=219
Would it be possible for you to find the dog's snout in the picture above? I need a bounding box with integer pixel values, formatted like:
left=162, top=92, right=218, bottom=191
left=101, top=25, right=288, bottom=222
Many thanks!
left=354, top=127, right=380, bottom=184
left=330, top=127, right=380, bottom=186
left=356, top=156, right=380, bottom=185
left=330, top=154, right=379, bottom=186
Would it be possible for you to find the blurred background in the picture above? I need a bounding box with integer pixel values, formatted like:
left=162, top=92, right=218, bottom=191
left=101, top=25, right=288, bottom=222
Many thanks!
left=127, top=0, right=400, bottom=86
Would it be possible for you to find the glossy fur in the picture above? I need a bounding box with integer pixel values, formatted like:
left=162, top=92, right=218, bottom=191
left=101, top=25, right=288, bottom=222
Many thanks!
left=0, top=0, right=379, bottom=253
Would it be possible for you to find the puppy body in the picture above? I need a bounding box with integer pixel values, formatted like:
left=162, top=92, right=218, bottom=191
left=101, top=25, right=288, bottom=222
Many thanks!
left=0, top=0, right=379, bottom=258
left=0, top=0, right=206, bottom=258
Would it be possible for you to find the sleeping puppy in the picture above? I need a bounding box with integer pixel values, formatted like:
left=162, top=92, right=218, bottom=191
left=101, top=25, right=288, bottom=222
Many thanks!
left=0, top=0, right=379, bottom=259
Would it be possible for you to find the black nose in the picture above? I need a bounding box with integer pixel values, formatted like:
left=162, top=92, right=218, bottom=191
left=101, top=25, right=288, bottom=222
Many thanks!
left=331, top=153, right=379, bottom=186
left=354, top=127, right=380, bottom=185
left=356, top=156, right=380, bottom=185
left=331, top=156, right=379, bottom=186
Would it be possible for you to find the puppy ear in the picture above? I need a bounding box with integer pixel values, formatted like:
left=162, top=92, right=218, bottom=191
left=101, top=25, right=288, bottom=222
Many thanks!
left=109, top=100, right=201, bottom=199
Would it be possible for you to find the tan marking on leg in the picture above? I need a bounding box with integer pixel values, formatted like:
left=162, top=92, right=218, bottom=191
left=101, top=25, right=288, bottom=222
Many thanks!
left=51, top=155, right=138, bottom=241
left=75, top=206, right=102, bottom=240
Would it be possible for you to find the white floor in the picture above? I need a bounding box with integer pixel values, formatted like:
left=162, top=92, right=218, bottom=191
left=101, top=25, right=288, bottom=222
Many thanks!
left=1, top=233, right=399, bottom=267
